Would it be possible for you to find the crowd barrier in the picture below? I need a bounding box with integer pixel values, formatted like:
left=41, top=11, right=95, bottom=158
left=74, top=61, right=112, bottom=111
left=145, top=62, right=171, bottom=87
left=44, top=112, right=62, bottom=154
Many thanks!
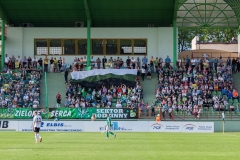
left=0, top=120, right=214, bottom=133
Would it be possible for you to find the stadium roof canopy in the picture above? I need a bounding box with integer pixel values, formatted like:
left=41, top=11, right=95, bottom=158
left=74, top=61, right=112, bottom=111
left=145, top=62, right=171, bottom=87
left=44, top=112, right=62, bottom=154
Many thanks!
left=0, top=0, right=239, bottom=28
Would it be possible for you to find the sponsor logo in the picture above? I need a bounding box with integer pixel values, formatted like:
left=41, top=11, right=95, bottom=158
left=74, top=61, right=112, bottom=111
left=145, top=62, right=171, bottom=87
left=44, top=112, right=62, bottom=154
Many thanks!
left=96, top=109, right=128, bottom=119
left=198, top=126, right=213, bottom=131
left=151, top=123, right=164, bottom=129
left=50, top=110, right=72, bottom=118
left=0, top=121, right=9, bottom=128
left=183, top=124, right=197, bottom=130
left=41, top=122, right=71, bottom=127
left=100, top=122, right=132, bottom=131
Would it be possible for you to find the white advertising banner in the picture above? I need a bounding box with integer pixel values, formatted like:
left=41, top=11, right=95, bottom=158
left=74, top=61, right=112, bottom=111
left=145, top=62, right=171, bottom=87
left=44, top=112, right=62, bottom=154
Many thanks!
left=12, top=121, right=214, bottom=133
left=0, top=120, right=18, bottom=131
left=181, top=122, right=214, bottom=133
left=18, top=121, right=83, bottom=132
left=83, top=121, right=105, bottom=132
left=83, top=121, right=148, bottom=132
left=148, top=122, right=182, bottom=132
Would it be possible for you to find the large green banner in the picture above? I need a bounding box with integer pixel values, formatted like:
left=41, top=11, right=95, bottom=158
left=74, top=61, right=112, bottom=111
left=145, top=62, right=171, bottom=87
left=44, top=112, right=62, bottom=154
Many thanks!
left=0, top=108, right=138, bottom=119
left=14, top=108, right=49, bottom=119
left=49, top=108, right=138, bottom=119
left=0, top=108, right=14, bottom=118
left=49, top=108, right=82, bottom=119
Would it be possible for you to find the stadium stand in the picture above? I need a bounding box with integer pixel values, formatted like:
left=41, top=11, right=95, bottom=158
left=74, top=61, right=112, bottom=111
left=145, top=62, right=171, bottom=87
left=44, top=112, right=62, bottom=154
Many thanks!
left=154, top=56, right=240, bottom=120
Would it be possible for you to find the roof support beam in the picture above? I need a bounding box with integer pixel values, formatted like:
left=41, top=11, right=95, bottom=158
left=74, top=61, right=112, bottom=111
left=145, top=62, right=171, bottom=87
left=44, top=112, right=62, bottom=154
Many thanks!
left=173, top=0, right=179, bottom=20
left=0, top=5, right=9, bottom=24
left=83, top=0, right=92, bottom=24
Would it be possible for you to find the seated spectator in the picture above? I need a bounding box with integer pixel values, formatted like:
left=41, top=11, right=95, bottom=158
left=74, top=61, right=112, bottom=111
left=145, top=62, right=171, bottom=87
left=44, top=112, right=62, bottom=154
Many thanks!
left=222, top=87, right=228, bottom=95
left=233, top=89, right=239, bottom=100
left=156, top=114, right=161, bottom=122
left=116, top=101, right=122, bottom=108
left=228, top=91, right=233, bottom=100
left=229, top=103, right=235, bottom=112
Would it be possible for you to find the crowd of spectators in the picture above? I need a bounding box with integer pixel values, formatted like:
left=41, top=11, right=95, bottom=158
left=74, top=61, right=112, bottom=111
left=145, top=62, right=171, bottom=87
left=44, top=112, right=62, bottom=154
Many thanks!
left=3, top=53, right=240, bottom=121
left=0, top=55, right=41, bottom=108
left=72, top=55, right=152, bottom=70
left=63, top=83, right=143, bottom=109
left=154, top=55, right=239, bottom=119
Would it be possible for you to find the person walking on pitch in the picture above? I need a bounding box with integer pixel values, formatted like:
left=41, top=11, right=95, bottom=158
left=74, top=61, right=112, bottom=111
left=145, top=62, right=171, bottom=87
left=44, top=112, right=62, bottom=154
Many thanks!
left=32, top=111, right=43, bottom=143
left=106, top=114, right=116, bottom=139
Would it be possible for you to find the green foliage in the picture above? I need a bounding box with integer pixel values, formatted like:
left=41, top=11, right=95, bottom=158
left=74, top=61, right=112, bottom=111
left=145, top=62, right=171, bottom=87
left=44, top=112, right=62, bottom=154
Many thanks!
left=0, top=132, right=240, bottom=160
left=178, top=28, right=238, bottom=52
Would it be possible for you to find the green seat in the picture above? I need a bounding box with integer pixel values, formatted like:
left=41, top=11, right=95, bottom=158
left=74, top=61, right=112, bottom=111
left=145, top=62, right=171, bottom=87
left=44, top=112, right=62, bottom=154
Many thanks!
left=177, top=111, right=182, bottom=116
left=217, top=91, right=222, bottom=96
left=213, top=110, right=219, bottom=116
left=212, top=91, right=216, bottom=96
left=111, top=99, right=117, bottom=103
left=111, top=103, right=116, bottom=108
left=173, top=110, right=178, bottom=116
left=182, top=110, right=187, bottom=115
left=209, top=107, right=213, bottom=113
left=236, top=111, right=240, bottom=116
left=233, top=99, right=239, bottom=103
left=122, top=103, right=127, bottom=107
left=228, top=99, right=233, bottom=104
left=225, top=111, right=230, bottom=116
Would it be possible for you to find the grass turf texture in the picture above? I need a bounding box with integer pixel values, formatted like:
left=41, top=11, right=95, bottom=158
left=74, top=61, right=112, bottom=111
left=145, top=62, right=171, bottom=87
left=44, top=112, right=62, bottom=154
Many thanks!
left=0, top=132, right=239, bottom=160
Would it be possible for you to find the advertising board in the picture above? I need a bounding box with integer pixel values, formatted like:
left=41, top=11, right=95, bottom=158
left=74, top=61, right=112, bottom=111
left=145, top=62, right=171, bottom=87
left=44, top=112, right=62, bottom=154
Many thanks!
left=18, top=121, right=83, bottom=132
left=0, top=121, right=18, bottom=131
left=182, top=122, right=214, bottom=133
left=2, top=121, right=214, bottom=132
left=148, top=122, right=182, bottom=132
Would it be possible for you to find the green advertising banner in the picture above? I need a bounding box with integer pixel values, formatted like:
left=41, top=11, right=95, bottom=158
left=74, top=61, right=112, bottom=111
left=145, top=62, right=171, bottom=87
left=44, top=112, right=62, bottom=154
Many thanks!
left=49, top=108, right=97, bottom=119
left=14, top=108, right=48, bottom=119
left=49, top=108, right=79, bottom=119
left=0, top=108, right=138, bottom=119
left=94, top=108, right=138, bottom=119
left=0, top=108, right=14, bottom=119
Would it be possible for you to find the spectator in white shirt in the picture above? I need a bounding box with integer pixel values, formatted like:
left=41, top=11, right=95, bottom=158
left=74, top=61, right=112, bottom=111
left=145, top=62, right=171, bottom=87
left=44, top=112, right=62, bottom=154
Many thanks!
left=116, top=101, right=122, bottom=108
left=33, top=102, right=38, bottom=108
left=191, top=58, right=196, bottom=68
left=32, top=56, right=38, bottom=68
left=5, top=54, right=10, bottom=67
left=23, top=94, right=29, bottom=101
left=131, top=57, right=136, bottom=69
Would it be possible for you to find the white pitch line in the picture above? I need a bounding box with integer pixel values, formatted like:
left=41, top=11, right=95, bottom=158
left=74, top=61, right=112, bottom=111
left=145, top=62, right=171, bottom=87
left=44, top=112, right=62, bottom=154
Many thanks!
left=224, top=133, right=240, bottom=138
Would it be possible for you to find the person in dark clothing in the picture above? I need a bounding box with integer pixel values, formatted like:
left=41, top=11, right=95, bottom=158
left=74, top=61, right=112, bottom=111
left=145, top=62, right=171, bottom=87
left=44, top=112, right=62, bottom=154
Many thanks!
left=236, top=58, right=240, bottom=72
left=64, top=69, right=69, bottom=84
left=102, top=56, right=107, bottom=69
left=126, top=56, right=131, bottom=67
left=141, top=66, right=146, bottom=81
left=58, top=57, right=62, bottom=72
left=202, top=99, right=209, bottom=111
left=232, top=58, right=237, bottom=73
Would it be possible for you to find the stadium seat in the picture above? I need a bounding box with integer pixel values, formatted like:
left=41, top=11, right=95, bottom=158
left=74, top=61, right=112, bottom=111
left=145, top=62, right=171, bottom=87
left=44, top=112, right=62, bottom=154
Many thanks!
left=111, top=103, right=116, bottom=108
left=233, top=99, right=238, bottom=103
left=112, top=99, right=117, bottom=103
left=217, top=91, right=222, bottom=96
left=122, top=103, right=127, bottom=107
left=211, top=91, right=216, bottom=96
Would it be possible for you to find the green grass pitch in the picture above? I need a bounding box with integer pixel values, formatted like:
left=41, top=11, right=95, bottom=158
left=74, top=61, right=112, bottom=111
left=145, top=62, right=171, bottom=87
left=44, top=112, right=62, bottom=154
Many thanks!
left=0, top=132, right=239, bottom=160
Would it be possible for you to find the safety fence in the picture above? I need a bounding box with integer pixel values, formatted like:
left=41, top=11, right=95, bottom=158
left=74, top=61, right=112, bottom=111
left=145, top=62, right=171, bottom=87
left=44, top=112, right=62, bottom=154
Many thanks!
left=137, top=107, right=240, bottom=120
